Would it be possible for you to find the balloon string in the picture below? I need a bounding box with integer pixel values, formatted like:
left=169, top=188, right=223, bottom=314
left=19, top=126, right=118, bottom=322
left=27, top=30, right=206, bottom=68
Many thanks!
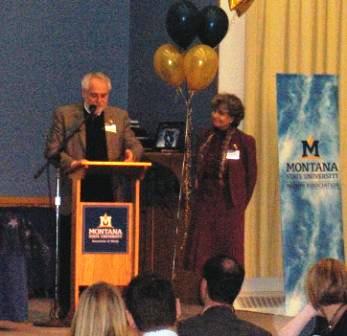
left=229, top=10, right=238, bottom=24
left=172, top=88, right=194, bottom=280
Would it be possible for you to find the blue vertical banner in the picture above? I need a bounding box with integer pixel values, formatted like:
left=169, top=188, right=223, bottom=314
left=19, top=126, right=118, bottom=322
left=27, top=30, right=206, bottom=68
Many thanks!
left=276, top=74, right=344, bottom=315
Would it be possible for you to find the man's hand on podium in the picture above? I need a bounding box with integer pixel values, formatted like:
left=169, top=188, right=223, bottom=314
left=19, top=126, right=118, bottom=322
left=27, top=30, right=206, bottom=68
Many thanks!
left=68, top=150, right=136, bottom=173
left=124, top=149, right=135, bottom=162
left=70, top=160, right=83, bottom=170
left=66, top=159, right=88, bottom=175
left=70, top=160, right=85, bottom=170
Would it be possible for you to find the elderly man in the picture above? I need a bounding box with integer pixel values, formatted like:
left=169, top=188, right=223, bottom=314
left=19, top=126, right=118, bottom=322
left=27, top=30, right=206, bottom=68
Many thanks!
left=45, top=72, right=143, bottom=320
left=46, top=72, right=143, bottom=208
left=178, top=255, right=272, bottom=336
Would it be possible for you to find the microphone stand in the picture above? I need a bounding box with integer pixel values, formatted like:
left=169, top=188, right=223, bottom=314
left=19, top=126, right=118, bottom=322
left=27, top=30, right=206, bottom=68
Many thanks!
left=33, top=110, right=93, bottom=327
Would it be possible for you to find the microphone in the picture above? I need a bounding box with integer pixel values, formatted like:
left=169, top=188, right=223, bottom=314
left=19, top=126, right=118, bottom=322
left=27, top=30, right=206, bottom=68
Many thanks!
left=89, top=104, right=97, bottom=117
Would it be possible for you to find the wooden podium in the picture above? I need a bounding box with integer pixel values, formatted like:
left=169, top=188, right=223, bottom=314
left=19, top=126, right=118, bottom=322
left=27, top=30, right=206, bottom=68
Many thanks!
left=70, top=160, right=151, bottom=308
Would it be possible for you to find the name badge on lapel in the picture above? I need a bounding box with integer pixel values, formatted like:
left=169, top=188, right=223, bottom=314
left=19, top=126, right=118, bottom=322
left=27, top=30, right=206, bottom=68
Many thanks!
left=226, top=149, right=240, bottom=160
left=105, top=120, right=117, bottom=133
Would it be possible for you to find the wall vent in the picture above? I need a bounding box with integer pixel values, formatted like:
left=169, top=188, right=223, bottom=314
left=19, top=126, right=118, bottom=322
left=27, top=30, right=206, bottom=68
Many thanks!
left=234, top=278, right=286, bottom=315
left=235, top=292, right=285, bottom=309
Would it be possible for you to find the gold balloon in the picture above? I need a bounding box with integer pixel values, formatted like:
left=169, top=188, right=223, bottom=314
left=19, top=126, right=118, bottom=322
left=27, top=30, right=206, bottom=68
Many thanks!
left=183, top=44, right=218, bottom=91
left=229, top=0, right=254, bottom=17
left=228, top=0, right=242, bottom=10
left=153, top=44, right=185, bottom=87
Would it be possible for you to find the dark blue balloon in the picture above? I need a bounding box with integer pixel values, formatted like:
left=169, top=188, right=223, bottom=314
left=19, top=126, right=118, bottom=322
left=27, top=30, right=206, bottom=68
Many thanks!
left=166, top=1, right=199, bottom=50
left=198, top=6, right=229, bottom=48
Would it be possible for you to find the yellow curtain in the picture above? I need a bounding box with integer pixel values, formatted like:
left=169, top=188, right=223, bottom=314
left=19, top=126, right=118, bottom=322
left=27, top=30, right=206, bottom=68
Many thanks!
left=243, top=0, right=347, bottom=278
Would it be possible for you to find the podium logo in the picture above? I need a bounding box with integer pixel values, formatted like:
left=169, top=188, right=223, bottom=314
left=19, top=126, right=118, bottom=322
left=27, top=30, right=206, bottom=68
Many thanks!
left=301, top=135, right=320, bottom=159
left=88, top=212, right=123, bottom=240
left=99, top=213, right=113, bottom=228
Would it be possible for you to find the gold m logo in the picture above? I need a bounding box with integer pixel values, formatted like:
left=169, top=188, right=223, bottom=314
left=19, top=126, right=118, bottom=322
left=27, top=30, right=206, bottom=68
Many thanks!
left=302, top=135, right=320, bottom=158
left=99, top=213, right=113, bottom=228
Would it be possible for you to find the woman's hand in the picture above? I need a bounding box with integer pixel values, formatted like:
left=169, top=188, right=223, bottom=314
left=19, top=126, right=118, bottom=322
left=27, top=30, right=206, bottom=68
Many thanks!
left=278, top=304, right=318, bottom=336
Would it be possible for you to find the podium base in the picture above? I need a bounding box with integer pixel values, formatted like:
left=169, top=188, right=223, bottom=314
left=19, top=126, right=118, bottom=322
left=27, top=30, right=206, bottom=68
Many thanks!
left=33, top=317, right=71, bottom=328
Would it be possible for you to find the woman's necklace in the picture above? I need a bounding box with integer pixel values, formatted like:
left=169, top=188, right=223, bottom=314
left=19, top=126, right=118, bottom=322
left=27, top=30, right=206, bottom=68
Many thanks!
left=320, top=303, right=346, bottom=330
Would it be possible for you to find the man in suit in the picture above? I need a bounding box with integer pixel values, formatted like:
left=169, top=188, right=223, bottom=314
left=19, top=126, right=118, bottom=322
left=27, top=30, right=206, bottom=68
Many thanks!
left=45, top=71, right=143, bottom=213
left=45, top=72, right=143, bottom=320
left=178, top=255, right=272, bottom=336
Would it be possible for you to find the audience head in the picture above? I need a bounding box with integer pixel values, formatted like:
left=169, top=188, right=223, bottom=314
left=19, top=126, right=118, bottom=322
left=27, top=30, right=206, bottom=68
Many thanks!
left=201, top=254, right=245, bottom=305
left=306, top=258, right=347, bottom=309
left=124, top=273, right=177, bottom=332
left=70, top=282, right=128, bottom=336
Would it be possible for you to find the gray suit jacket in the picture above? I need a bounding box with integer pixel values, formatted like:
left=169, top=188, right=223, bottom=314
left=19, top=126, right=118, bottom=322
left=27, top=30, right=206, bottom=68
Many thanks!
left=45, top=103, right=143, bottom=214
left=178, top=306, right=272, bottom=336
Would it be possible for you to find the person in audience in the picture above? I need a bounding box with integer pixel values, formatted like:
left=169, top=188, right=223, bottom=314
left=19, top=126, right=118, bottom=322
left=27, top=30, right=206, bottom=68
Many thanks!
left=124, top=273, right=180, bottom=336
left=178, top=254, right=271, bottom=336
left=279, top=258, right=347, bottom=336
left=70, top=282, right=129, bottom=336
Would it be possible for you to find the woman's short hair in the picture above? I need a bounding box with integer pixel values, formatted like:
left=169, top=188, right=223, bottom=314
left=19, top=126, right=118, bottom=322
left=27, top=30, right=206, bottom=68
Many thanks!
left=306, top=258, right=347, bottom=308
left=70, top=282, right=128, bottom=336
left=211, top=93, right=245, bottom=127
left=81, top=72, right=112, bottom=91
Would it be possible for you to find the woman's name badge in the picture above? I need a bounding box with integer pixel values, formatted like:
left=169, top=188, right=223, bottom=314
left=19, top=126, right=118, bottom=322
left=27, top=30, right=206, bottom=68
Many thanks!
left=226, top=150, right=240, bottom=160
left=105, top=123, right=117, bottom=133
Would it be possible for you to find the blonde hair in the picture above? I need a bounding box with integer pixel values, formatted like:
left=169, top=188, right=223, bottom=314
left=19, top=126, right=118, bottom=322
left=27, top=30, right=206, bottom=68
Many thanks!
left=71, top=282, right=128, bottom=336
left=306, top=258, right=347, bottom=309
left=81, top=72, right=112, bottom=91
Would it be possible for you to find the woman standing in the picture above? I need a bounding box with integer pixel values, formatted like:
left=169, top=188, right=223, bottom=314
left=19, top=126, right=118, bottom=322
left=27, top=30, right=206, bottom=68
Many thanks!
left=187, top=93, right=257, bottom=272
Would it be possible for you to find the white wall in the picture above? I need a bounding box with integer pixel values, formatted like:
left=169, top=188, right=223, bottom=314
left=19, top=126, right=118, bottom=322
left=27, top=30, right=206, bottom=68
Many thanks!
left=218, top=0, right=246, bottom=100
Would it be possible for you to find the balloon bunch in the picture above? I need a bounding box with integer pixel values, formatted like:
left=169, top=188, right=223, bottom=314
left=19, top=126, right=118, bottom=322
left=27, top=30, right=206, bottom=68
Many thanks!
left=153, top=2, right=235, bottom=277
left=153, top=1, right=229, bottom=92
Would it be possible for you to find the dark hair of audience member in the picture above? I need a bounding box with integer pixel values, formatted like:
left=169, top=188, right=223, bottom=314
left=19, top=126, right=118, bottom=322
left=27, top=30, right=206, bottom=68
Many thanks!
left=124, top=273, right=176, bottom=332
left=306, top=258, right=347, bottom=309
left=70, top=282, right=128, bottom=336
left=203, top=254, right=245, bottom=304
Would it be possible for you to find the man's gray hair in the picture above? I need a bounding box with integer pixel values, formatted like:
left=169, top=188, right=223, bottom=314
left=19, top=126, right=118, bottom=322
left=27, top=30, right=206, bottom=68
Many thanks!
left=81, top=72, right=112, bottom=91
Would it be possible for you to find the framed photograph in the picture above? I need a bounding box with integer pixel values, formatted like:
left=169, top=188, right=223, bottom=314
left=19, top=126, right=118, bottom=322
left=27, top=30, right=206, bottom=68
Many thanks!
left=154, top=122, right=185, bottom=151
